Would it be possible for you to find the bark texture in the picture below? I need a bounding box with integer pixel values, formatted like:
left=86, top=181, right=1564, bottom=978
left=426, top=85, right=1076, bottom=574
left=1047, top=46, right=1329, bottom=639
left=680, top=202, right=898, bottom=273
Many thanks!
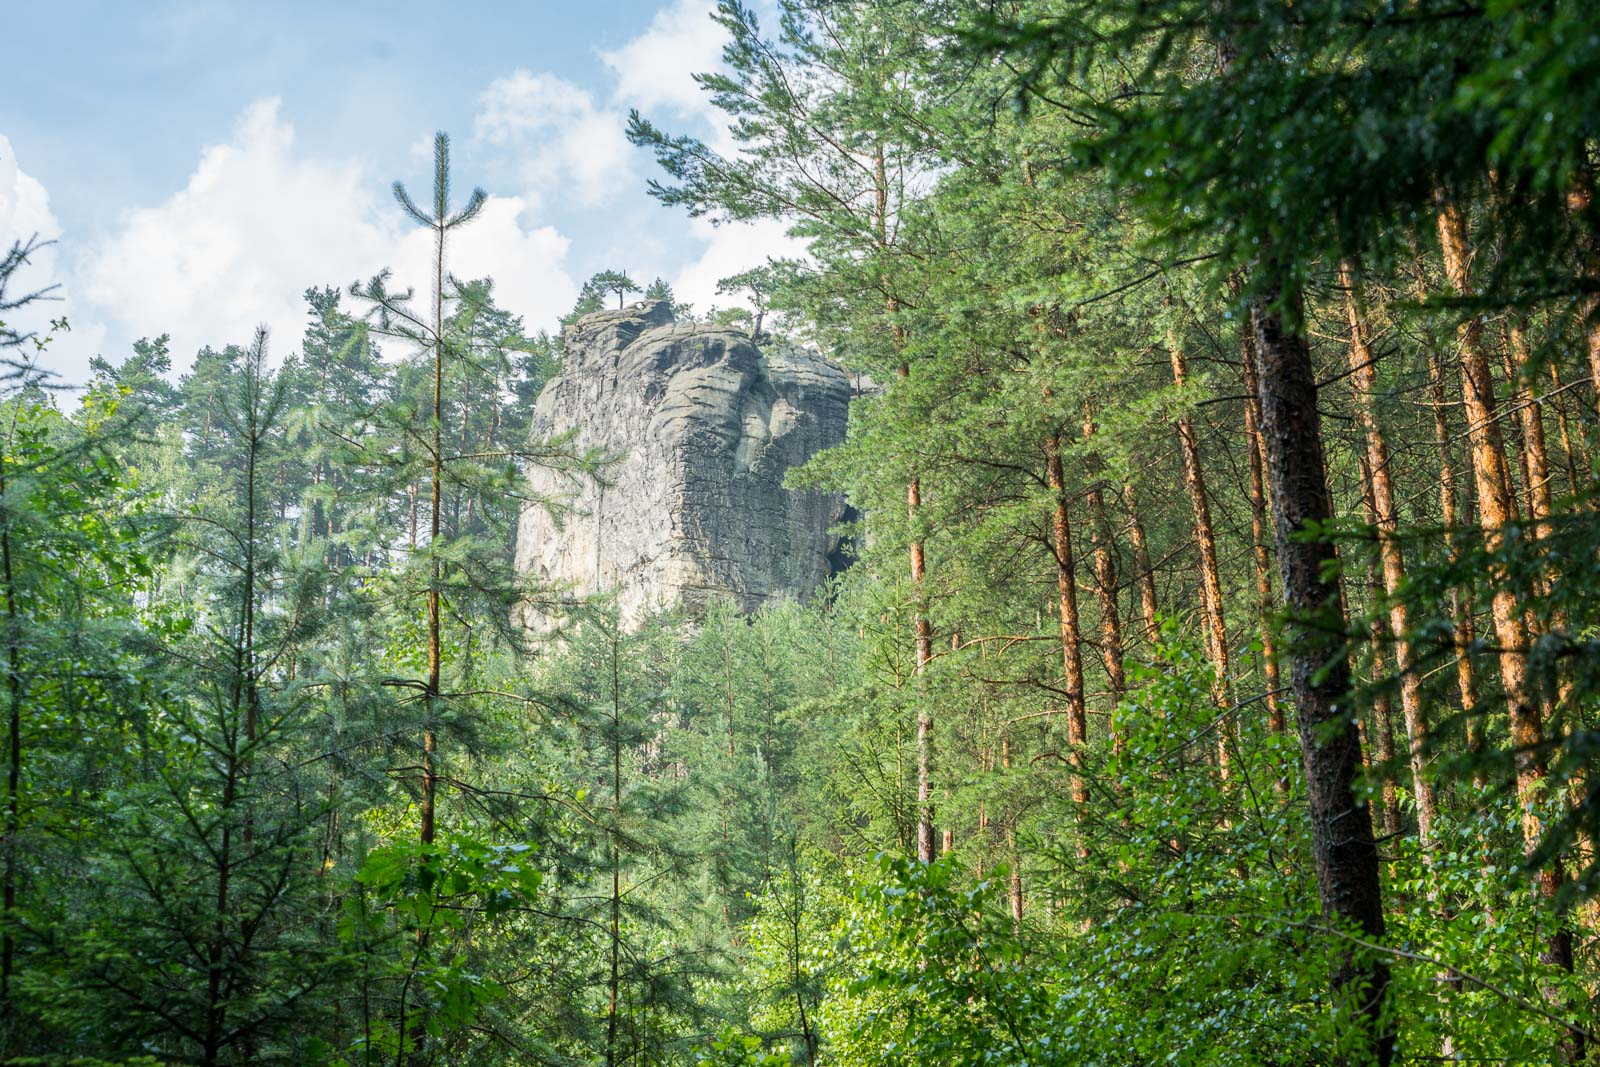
left=1340, top=260, right=1437, bottom=846
left=1169, top=329, right=1234, bottom=774
left=1252, top=291, right=1392, bottom=1065
left=1239, top=312, right=1284, bottom=745
left=1045, top=428, right=1090, bottom=817
left=1437, top=202, right=1575, bottom=1006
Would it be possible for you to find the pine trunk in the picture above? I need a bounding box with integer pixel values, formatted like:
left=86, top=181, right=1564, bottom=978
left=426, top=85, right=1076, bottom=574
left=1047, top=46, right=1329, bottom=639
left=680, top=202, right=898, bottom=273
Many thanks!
left=1507, top=320, right=1554, bottom=534
left=1082, top=402, right=1128, bottom=736
left=909, top=467, right=934, bottom=863
left=1425, top=349, right=1484, bottom=778
left=1239, top=309, right=1286, bottom=748
left=1002, top=734, right=1023, bottom=924
left=1359, top=455, right=1402, bottom=841
left=1436, top=201, right=1576, bottom=1004
left=1568, top=184, right=1600, bottom=421
left=1340, top=259, right=1437, bottom=846
left=1045, top=428, right=1090, bottom=821
left=1169, top=329, right=1234, bottom=774
left=1545, top=359, right=1583, bottom=497
left=422, top=220, right=443, bottom=852
left=1252, top=288, right=1392, bottom=1064
left=1121, top=482, right=1160, bottom=640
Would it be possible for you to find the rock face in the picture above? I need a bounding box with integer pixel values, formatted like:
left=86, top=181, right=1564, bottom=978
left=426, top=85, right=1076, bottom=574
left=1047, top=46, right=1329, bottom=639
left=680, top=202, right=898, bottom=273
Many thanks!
left=514, top=300, right=850, bottom=626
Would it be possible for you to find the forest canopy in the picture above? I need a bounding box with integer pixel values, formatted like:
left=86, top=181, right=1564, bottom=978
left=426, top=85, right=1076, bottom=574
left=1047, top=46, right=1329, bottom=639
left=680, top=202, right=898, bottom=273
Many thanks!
left=3, top=0, right=1600, bottom=1063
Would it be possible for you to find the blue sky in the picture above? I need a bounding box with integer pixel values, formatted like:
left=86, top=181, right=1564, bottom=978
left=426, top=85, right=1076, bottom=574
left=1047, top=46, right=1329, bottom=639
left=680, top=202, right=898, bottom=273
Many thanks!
left=0, top=0, right=797, bottom=384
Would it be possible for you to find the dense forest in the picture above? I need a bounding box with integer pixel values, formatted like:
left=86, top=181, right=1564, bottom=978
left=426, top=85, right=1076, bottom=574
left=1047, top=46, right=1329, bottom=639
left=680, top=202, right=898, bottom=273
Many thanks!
left=4, top=0, right=1600, bottom=1062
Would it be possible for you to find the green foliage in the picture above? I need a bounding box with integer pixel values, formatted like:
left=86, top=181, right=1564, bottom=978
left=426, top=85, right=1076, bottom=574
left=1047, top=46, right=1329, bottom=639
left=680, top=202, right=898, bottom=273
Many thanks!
left=585, top=269, right=642, bottom=311
left=694, top=1028, right=792, bottom=1067
left=8, top=2, right=1600, bottom=1062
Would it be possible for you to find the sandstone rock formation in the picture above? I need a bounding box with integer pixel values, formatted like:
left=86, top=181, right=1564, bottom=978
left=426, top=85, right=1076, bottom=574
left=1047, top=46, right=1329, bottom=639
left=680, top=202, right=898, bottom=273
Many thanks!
left=514, top=300, right=850, bottom=626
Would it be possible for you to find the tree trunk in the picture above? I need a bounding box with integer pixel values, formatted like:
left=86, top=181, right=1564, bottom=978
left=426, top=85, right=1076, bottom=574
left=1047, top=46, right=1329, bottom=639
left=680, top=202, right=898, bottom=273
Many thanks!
left=1545, top=359, right=1583, bottom=498
left=1340, top=259, right=1437, bottom=846
left=1414, top=239, right=1486, bottom=783
left=873, top=143, right=935, bottom=865
left=1358, top=455, right=1402, bottom=841
left=1045, top=427, right=1090, bottom=825
left=1168, top=327, right=1234, bottom=775
left=422, top=213, right=444, bottom=853
left=1425, top=349, right=1484, bottom=781
left=1506, top=319, right=1554, bottom=534
left=1002, top=734, right=1023, bottom=925
left=1567, top=184, right=1600, bottom=420
left=1082, top=402, right=1127, bottom=741
left=1239, top=307, right=1286, bottom=752
left=409, top=194, right=450, bottom=1067
left=606, top=629, right=622, bottom=1067
left=202, top=758, right=237, bottom=1067
left=1436, top=200, right=1576, bottom=1013
left=1121, top=482, right=1160, bottom=640
left=1252, top=288, right=1393, bottom=1065
left=908, top=464, right=934, bottom=863
left=1437, top=204, right=1542, bottom=824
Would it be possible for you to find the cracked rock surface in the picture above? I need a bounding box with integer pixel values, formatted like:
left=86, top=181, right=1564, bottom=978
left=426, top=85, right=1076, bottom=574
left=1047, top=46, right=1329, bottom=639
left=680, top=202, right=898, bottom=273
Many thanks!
left=515, top=300, right=849, bottom=626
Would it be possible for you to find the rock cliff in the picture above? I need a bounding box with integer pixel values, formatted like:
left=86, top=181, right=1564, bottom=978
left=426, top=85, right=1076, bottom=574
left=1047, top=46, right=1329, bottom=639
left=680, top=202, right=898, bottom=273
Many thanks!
left=514, top=300, right=850, bottom=625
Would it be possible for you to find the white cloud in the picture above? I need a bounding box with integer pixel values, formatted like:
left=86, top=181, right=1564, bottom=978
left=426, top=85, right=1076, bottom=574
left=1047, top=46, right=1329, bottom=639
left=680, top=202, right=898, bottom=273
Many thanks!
left=0, top=136, right=59, bottom=247
left=0, top=134, right=88, bottom=380
left=28, top=2, right=798, bottom=386
left=601, top=0, right=726, bottom=120
left=474, top=70, right=634, bottom=209
left=76, top=99, right=577, bottom=378
left=671, top=215, right=805, bottom=315
left=599, top=3, right=803, bottom=318
left=398, top=197, right=575, bottom=327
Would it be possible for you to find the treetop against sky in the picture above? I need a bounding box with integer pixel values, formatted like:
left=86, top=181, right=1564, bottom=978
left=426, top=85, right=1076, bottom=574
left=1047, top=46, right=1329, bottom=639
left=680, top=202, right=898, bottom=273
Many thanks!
left=0, top=0, right=797, bottom=386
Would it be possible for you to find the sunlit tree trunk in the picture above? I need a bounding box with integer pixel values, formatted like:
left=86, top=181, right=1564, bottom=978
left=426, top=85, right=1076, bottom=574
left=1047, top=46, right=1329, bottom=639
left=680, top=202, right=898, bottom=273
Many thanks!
left=1436, top=200, right=1576, bottom=1003
left=1414, top=238, right=1486, bottom=782
left=1121, top=482, right=1160, bottom=640
left=1359, top=455, right=1402, bottom=840
left=1509, top=321, right=1597, bottom=908
left=1168, top=327, right=1233, bottom=775
left=1082, top=402, right=1127, bottom=743
left=1506, top=319, right=1554, bottom=534
left=1045, top=425, right=1090, bottom=827
left=1340, top=259, right=1436, bottom=846
left=876, top=141, right=936, bottom=865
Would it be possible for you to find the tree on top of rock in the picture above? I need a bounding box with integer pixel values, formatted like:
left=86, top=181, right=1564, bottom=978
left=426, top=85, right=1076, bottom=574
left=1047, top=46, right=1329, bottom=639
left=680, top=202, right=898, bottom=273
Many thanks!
left=590, top=270, right=640, bottom=310
left=716, top=266, right=777, bottom=338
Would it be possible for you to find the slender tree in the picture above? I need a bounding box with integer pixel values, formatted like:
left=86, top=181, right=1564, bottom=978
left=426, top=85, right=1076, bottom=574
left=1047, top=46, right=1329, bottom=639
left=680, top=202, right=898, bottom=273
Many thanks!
left=1253, top=290, right=1393, bottom=1064
left=591, top=270, right=641, bottom=310
left=1339, top=259, right=1436, bottom=846
left=388, top=132, right=487, bottom=852
left=1167, top=321, right=1233, bottom=773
